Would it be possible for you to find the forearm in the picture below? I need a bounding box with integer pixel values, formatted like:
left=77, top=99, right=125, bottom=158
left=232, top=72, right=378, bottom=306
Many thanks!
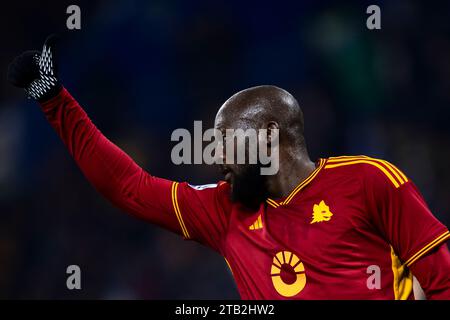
left=9, top=38, right=181, bottom=233
left=410, top=243, right=450, bottom=300
left=40, top=87, right=139, bottom=201
left=38, top=87, right=178, bottom=230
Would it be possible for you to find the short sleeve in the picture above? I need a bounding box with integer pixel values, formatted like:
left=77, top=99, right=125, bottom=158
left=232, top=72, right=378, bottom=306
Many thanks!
left=170, top=181, right=232, bottom=252
left=364, top=162, right=450, bottom=267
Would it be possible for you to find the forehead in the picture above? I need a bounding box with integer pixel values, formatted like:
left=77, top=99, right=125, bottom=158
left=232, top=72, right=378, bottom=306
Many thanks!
left=214, top=109, right=228, bottom=129
left=215, top=93, right=267, bottom=130
left=214, top=105, right=237, bottom=129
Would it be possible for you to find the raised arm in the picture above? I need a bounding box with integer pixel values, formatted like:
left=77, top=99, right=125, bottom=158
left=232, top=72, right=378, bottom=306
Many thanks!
left=39, top=87, right=182, bottom=232
left=8, top=36, right=231, bottom=251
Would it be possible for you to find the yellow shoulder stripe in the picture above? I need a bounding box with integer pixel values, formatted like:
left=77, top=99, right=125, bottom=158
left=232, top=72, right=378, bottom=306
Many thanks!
left=325, top=156, right=408, bottom=188
left=404, top=231, right=450, bottom=267
left=171, top=182, right=190, bottom=239
left=330, top=156, right=408, bottom=183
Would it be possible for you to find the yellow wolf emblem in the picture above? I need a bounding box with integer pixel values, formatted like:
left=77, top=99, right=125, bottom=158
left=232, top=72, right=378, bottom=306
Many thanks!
left=311, top=200, right=333, bottom=224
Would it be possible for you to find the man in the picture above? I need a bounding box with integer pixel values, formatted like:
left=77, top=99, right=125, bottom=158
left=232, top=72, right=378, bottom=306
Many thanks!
left=7, top=37, right=450, bottom=299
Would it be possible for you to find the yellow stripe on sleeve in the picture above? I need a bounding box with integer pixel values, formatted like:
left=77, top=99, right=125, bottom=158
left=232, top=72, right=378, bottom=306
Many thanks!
left=377, top=160, right=407, bottom=185
left=171, top=182, right=190, bottom=239
left=404, top=231, right=450, bottom=267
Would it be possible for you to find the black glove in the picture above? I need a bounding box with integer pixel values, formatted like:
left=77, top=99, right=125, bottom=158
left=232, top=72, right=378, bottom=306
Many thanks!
left=7, top=35, right=62, bottom=102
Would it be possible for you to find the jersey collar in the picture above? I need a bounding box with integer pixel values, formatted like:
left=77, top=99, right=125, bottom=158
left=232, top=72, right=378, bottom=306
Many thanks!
left=266, top=158, right=327, bottom=208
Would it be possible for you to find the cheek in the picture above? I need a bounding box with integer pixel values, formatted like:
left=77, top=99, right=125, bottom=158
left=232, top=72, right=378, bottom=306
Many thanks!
left=229, top=164, right=241, bottom=174
left=232, top=164, right=251, bottom=177
left=226, top=164, right=244, bottom=179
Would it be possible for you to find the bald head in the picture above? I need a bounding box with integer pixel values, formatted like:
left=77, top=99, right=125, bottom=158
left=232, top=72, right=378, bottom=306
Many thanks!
left=214, top=86, right=310, bottom=209
left=215, top=85, right=305, bottom=147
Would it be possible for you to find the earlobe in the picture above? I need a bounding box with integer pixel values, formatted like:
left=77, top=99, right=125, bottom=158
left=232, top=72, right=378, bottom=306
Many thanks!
left=268, top=122, right=280, bottom=145
left=267, top=122, right=279, bottom=141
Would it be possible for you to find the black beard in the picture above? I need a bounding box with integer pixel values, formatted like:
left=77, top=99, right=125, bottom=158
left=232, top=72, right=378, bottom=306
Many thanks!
left=230, top=164, right=268, bottom=211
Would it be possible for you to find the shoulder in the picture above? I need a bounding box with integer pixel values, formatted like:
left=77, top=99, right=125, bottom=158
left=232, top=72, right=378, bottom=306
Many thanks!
left=181, top=180, right=231, bottom=196
left=324, top=155, right=409, bottom=189
left=180, top=180, right=232, bottom=207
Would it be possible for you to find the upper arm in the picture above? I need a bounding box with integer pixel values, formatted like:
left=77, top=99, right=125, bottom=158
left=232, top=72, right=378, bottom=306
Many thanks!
left=110, top=168, right=232, bottom=252
left=171, top=181, right=232, bottom=252
left=410, top=243, right=450, bottom=299
left=40, top=88, right=232, bottom=251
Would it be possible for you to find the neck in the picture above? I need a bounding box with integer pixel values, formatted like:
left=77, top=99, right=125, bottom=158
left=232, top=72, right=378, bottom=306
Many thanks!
left=266, top=147, right=315, bottom=199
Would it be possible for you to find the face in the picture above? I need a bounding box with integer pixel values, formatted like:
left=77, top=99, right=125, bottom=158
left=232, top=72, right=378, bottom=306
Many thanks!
left=214, top=109, right=269, bottom=211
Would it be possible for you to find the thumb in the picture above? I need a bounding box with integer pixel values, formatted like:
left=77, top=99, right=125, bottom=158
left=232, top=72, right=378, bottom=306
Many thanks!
left=43, top=34, right=59, bottom=51
left=40, top=34, right=59, bottom=76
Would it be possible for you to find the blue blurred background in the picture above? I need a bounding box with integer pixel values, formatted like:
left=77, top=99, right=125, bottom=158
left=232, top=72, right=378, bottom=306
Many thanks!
left=0, top=0, right=449, bottom=298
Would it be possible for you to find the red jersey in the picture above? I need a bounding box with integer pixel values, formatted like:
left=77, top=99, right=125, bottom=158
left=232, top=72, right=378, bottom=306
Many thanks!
left=40, top=88, right=450, bottom=299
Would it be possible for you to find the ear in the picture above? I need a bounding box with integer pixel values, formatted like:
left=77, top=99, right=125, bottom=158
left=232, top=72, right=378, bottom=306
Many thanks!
left=267, top=121, right=279, bottom=146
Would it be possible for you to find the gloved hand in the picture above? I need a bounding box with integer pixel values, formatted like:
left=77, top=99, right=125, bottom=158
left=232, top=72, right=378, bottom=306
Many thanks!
left=7, top=35, right=62, bottom=102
